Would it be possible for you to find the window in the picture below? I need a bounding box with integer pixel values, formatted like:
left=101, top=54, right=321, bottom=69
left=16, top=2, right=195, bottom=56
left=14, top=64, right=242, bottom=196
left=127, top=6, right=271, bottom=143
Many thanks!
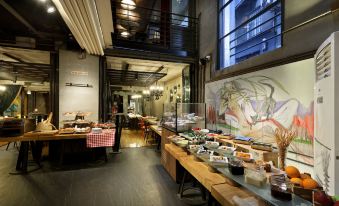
left=218, top=0, right=282, bottom=69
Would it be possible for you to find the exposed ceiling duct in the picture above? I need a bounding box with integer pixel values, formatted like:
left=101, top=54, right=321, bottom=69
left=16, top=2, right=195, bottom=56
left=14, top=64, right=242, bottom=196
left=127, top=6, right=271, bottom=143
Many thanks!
left=52, top=0, right=105, bottom=55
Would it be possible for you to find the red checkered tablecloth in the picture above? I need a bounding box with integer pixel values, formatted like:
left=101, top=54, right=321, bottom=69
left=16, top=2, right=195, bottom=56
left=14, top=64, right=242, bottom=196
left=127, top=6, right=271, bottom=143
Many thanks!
left=86, top=129, right=115, bottom=148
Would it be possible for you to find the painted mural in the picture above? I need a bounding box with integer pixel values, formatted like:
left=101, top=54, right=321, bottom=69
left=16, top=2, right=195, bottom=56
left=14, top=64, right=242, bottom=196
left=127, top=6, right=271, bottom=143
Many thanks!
left=205, top=59, right=314, bottom=164
left=0, top=85, right=22, bottom=116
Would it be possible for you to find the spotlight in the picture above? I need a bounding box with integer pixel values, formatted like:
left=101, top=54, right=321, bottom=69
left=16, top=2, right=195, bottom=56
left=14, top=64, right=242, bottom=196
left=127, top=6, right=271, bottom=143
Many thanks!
left=47, top=6, right=56, bottom=13
left=121, top=0, right=136, bottom=10
left=121, top=31, right=130, bottom=38
left=0, top=85, right=6, bottom=91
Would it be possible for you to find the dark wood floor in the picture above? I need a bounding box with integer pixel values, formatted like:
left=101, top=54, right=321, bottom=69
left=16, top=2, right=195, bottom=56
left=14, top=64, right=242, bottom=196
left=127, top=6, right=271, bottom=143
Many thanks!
left=0, top=144, right=188, bottom=206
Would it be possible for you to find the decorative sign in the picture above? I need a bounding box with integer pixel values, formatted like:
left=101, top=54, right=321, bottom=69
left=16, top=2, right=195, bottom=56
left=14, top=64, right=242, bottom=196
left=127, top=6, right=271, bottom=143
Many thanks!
left=71, top=71, right=88, bottom=76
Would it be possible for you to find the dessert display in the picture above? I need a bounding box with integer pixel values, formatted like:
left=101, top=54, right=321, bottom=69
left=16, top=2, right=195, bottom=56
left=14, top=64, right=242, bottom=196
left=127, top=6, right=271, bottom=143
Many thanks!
left=74, top=127, right=91, bottom=133
left=251, top=141, right=273, bottom=152
left=218, top=145, right=236, bottom=155
left=217, top=134, right=234, bottom=140
left=188, top=144, right=201, bottom=152
left=95, top=123, right=115, bottom=129
left=209, top=155, right=228, bottom=163
left=234, top=151, right=253, bottom=162
left=59, top=127, right=75, bottom=134
left=270, top=174, right=292, bottom=201
left=162, top=103, right=206, bottom=132
left=176, top=140, right=189, bottom=148
left=245, top=168, right=267, bottom=187
left=233, top=136, right=253, bottom=145
left=228, top=158, right=244, bottom=175
left=204, top=140, right=220, bottom=148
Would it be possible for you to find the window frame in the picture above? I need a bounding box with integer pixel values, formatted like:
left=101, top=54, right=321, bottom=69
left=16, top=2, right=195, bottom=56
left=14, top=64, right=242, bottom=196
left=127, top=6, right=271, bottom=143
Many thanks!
left=217, top=0, right=283, bottom=70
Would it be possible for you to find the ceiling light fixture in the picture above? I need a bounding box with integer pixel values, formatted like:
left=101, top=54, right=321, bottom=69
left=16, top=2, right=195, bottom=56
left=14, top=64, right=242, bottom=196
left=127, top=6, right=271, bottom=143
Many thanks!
left=27, top=90, right=32, bottom=95
left=38, top=0, right=47, bottom=2
left=131, top=94, right=142, bottom=99
left=121, top=0, right=136, bottom=10
left=150, top=82, right=164, bottom=100
left=0, top=85, right=6, bottom=91
left=121, top=31, right=130, bottom=38
left=47, top=6, right=56, bottom=13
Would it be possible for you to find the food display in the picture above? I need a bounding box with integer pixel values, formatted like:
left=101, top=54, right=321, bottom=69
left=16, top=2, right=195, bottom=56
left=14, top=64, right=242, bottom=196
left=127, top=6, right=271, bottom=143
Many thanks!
left=204, top=141, right=220, bottom=148
left=162, top=103, right=206, bottom=133
left=217, top=134, right=234, bottom=140
left=176, top=140, right=189, bottom=148
left=270, top=174, right=293, bottom=201
left=245, top=168, right=267, bottom=187
left=59, top=128, right=75, bottom=134
left=218, top=145, right=236, bottom=155
left=228, top=158, right=245, bottom=175
left=91, top=128, right=102, bottom=134
left=251, top=141, right=273, bottom=152
left=284, top=165, right=323, bottom=202
left=233, top=136, right=253, bottom=145
left=95, top=123, right=115, bottom=129
left=234, top=151, right=253, bottom=162
left=74, top=127, right=91, bottom=133
left=188, top=145, right=201, bottom=152
left=209, top=155, right=228, bottom=163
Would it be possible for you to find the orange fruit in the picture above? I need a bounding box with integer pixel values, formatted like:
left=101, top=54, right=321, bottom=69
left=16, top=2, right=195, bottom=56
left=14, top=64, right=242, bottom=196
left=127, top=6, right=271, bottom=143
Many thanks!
left=300, top=173, right=311, bottom=180
left=290, top=178, right=303, bottom=187
left=285, top=166, right=300, bottom=178
left=302, top=178, right=319, bottom=190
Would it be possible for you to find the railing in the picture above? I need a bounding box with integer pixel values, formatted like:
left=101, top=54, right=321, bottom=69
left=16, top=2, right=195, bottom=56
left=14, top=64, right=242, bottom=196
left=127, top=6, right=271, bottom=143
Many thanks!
left=111, top=0, right=198, bottom=57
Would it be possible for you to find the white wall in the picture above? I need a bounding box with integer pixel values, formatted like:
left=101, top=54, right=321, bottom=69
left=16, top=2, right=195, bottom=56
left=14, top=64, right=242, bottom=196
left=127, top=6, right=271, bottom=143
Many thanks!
left=150, top=75, right=182, bottom=118
left=59, top=50, right=99, bottom=124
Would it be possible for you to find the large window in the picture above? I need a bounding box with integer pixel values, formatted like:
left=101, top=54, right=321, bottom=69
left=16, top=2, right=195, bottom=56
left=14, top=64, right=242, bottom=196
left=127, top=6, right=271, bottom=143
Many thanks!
left=219, top=0, right=282, bottom=69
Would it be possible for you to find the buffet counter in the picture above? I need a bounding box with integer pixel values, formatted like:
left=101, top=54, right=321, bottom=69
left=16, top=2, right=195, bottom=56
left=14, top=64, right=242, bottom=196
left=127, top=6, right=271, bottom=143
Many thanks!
left=164, top=141, right=312, bottom=206
left=164, top=136, right=312, bottom=206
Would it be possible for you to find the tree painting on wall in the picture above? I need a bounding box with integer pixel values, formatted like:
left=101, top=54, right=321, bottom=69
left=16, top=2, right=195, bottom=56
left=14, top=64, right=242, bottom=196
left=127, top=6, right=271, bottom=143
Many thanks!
left=205, top=59, right=314, bottom=164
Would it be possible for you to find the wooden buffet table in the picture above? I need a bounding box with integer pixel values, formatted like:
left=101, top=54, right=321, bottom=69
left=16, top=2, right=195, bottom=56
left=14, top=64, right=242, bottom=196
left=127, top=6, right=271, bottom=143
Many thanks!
left=164, top=141, right=312, bottom=206
left=149, top=125, right=162, bottom=136
left=0, top=130, right=115, bottom=174
left=143, top=117, right=158, bottom=125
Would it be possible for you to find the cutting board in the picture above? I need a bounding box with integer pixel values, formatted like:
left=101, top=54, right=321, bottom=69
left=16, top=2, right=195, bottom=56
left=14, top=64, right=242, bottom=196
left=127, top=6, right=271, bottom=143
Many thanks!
left=24, top=130, right=59, bottom=137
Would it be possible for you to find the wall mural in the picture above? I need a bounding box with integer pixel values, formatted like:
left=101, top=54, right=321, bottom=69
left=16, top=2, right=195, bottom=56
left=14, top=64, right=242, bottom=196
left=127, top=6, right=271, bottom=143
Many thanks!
left=205, top=59, right=314, bottom=164
left=0, top=85, right=22, bottom=116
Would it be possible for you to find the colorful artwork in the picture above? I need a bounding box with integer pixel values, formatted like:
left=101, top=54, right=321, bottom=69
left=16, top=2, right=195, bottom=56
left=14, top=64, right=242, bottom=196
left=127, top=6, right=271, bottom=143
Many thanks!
left=0, top=85, right=22, bottom=116
left=205, top=59, right=314, bottom=163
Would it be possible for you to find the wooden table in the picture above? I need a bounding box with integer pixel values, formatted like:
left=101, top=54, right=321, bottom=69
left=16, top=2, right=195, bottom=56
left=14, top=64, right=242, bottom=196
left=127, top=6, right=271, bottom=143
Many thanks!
left=150, top=125, right=162, bottom=150
left=0, top=132, right=88, bottom=174
left=150, top=125, right=162, bottom=136
left=143, top=118, right=158, bottom=125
